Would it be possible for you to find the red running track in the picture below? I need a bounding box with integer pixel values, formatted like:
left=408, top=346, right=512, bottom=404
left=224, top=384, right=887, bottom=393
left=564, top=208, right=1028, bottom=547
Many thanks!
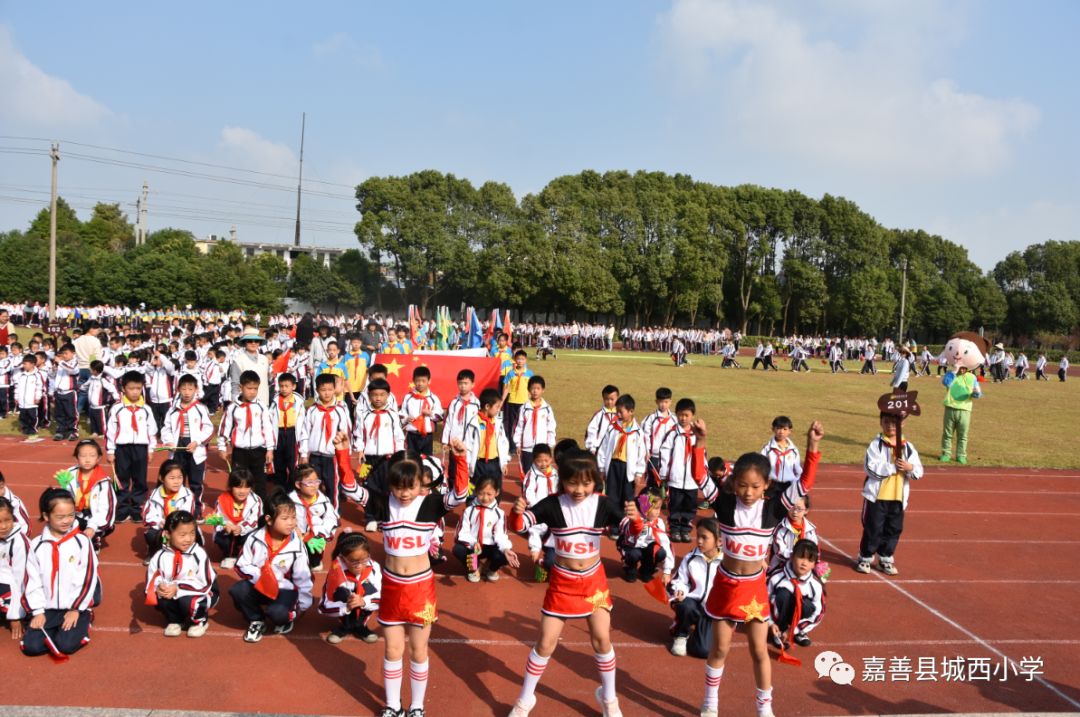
left=1, top=437, right=1078, bottom=716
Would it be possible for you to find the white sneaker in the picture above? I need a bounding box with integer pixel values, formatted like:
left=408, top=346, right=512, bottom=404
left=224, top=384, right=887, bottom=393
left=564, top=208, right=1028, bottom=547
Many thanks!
left=854, top=558, right=873, bottom=574
left=700, top=709, right=718, bottom=717
left=508, top=694, right=536, bottom=717
left=311, top=563, right=327, bottom=573
left=595, top=687, right=622, bottom=717
left=243, top=621, right=265, bottom=643
left=163, top=623, right=183, bottom=637
left=365, top=520, right=378, bottom=532
left=757, top=704, right=775, bottom=717
left=879, top=560, right=899, bottom=576
left=220, top=557, right=237, bottom=569
left=187, top=622, right=208, bottom=638
left=484, top=570, right=500, bottom=582
left=670, top=635, right=688, bottom=656
left=466, top=571, right=481, bottom=583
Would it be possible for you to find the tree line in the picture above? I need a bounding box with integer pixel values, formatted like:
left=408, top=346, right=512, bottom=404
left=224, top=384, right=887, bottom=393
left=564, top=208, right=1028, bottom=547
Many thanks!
left=1, top=172, right=1076, bottom=346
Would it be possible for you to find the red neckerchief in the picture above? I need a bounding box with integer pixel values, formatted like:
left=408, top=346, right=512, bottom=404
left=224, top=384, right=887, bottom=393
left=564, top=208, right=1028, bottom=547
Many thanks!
left=368, top=408, right=386, bottom=447
left=218, top=493, right=245, bottom=522
left=788, top=569, right=804, bottom=647
left=161, top=486, right=181, bottom=516
left=75, top=466, right=110, bottom=512
left=475, top=503, right=490, bottom=546
left=410, top=391, right=431, bottom=436
left=315, top=402, right=336, bottom=444
left=48, top=528, right=82, bottom=594
left=540, top=466, right=555, bottom=495
left=170, top=547, right=184, bottom=581
left=612, top=421, right=633, bottom=458
left=769, top=443, right=795, bottom=478
left=529, top=400, right=543, bottom=443
left=456, top=395, right=473, bottom=422
left=126, top=405, right=140, bottom=432
left=651, top=412, right=672, bottom=447
left=254, top=532, right=292, bottom=599
left=299, top=493, right=318, bottom=541
left=478, top=413, right=497, bottom=459
left=790, top=519, right=805, bottom=542
left=176, top=400, right=196, bottom=438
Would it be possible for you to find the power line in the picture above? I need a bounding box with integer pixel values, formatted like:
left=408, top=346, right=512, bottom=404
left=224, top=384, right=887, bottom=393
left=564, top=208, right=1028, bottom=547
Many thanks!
left=0, top=135, right=357, bottom=189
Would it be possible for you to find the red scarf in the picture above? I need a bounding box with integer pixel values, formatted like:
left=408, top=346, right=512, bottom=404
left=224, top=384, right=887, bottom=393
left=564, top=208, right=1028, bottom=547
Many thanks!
left=217, top=493, right=245, bottom=523
left=770, top=444, right=795, bottom=478
left=456, top=395, right=473, bottom=422
left=612, top=421, right=634, bottom=459
left=299, top=494, right=318, bottom=541
left=315, top=402, right=336, bottom=445
left=126, top=405, right=140, bottom=432
left=49, top=528, right=82, bottom=594
left=254, top=533, right=292, bottom=599
left=367, top=409, right=386, bottom=447
left=475, top=504, right=488, bottom=546
left=175, top=400, right=197, bottom=438
left=651, top=413, right=672, bottom=448
left=529, top=400, right=544, bottom=443
left=75, top=466, right=110, bottom=512
left=478, top=413, right=498, bottom=459
left=161, top=487, right=181, bottom=517
left=410, top=391, right=431, bottom=436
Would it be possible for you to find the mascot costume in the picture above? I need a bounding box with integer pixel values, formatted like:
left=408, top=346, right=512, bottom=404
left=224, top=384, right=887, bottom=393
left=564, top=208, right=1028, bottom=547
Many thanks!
left=939, top=332, right=987, bottom=465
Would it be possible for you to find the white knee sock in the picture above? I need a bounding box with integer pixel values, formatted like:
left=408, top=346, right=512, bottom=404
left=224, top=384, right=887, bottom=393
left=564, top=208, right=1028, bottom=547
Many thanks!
left=703, top=664, right=725, bottom=710
left=383, top=658, right=403, bottom=710
left=517, top=649, right=550, bottom=703
left=409, top=659, right=429, bottom=709
left=595, top=649, right=617, bottom=702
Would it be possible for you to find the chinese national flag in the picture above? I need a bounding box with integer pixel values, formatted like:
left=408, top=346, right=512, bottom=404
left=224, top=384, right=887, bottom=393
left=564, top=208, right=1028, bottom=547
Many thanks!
left=374, top=353, right=501, bottom=407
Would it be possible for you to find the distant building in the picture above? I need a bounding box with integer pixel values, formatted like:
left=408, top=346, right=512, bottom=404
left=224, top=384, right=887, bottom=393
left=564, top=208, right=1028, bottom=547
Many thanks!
left=195, top=228, right=345, bottom=269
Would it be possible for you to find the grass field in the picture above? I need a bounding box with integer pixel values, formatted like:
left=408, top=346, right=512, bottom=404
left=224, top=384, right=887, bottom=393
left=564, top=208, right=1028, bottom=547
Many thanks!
left=4, top=350, right=1076, bottom=468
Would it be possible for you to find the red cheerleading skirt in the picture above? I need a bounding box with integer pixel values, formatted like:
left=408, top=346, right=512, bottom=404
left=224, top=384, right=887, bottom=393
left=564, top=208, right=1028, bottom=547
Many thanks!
left=542, top=562, right=612, bottom=619
left=378, top=568, right=437, bottom=627
left=704, top=565, right=770, bottom=623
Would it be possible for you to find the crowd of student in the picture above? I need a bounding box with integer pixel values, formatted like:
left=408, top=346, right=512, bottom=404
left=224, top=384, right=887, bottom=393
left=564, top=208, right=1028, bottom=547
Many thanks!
left=0, top=305, right=1004, bottom=716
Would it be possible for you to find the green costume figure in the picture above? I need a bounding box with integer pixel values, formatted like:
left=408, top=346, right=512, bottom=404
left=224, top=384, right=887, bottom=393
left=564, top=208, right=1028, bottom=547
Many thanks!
left=938, top=332, right=989, bottom=465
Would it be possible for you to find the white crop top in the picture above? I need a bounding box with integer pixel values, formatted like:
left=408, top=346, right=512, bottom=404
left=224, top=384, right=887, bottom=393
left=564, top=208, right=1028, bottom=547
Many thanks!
left=720, top=500, right=773, bottom=561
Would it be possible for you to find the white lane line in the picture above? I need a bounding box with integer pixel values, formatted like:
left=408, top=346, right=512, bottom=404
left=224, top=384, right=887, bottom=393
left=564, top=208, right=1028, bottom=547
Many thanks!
left=819, top=535, right=1080, bottom=711
left=813, top=510, right=1080, bottom=516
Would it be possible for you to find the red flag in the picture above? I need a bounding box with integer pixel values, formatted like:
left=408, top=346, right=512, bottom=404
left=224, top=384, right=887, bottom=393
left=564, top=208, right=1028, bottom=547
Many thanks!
left=776, top=647, right=802, bottom=667
left=272, top=349, right=292, bottom=375
left=643, top=575, right=669, bottom=606
left=374, top=353, right=500, bottom=407
left=504, top=310, right=513, bottom=343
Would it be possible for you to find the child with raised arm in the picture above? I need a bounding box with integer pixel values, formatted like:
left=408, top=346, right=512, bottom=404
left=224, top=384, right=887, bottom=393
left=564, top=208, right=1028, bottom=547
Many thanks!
left=692, top=419, right=824, bottom=717
left=508, top=444, right=640, bottom=717
left=338, top=436, right=471, bottom=717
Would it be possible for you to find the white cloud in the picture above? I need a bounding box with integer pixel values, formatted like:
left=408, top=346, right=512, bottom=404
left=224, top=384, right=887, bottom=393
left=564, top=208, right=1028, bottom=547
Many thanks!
left=0, top=24, right=110, bottom=127
left=217, top=126, right=298, bottom=176
left=312, top=32, right=383, bottom=70
left=927, top=200, right=1078, bottom=270
left=656, top=0, right=1039, bottom=179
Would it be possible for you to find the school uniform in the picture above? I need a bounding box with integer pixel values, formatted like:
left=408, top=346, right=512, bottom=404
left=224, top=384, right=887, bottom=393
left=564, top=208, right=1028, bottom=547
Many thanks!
left=512, top=398, right=557, bottom=475
left=217, top=400, right=277, bottom=498
left=319, top=556, right=382, bottom=637
left=145, top=357, right=176, bottom=433
left=211, top=492, right=264, bottom=561
left=858, top=435, right=923, bottom=567
left=84, top=374, right=119, bottom=436
left=453, top=500, right=513, bottom=575
left=0, top=486, right=32, bottom=534
left=659, top=426, right=699, bottom=536
left=61, top=465, right=116, bottom=550
left=142, top=485, right=196, bottom=557
left=269, top=393, right=306, bottom=491
left=0, top=355, right=12, bottom=417
left=144, top=543, right=218, bottom=628
left=0, top=523, right=33, bottom=625
left=892, top=356, right=911, bottom=391
left=618, top=515, right=673, bottom=581
left=289, top=489, right=340, bottom=569
left=298, top=400, right=352, bottom=508
left=668, top=547, right=720, bottom=657
left=641, top=410, right=674, bottom=488
left=14, top=367, right=46, bottom=435
left=19, top=526, right=100, bottom=657
left=106, top=399, right=157, bottom=521
left=1059, top=356, right=1069, bottom=382
left=596, top=419, right=647, bottom=510
left=501, top=367, right=534, bottom=452
left=161, top=400, right=214, bottom=511
left=52, top=356, right=80, bottom=438
left=584, top=407, right=616, bottom=453
left=1036, top=356, right=1048, bottom=380
left=352, top=407, right=405, bottom=520
left=400, top=389, right=443, bottom=456
left=522, top=464, right=559, bottom=561
left=230, top=527, right=313, bottom=629
left=202, top=360, right=226, bottom=412
left=768, top=517, right=818, bottom=574
left=464, top=413, right=510, bottom=497
left=760, top=438, right=803, bottom=487
left=767, top=563, right=825, bottom=642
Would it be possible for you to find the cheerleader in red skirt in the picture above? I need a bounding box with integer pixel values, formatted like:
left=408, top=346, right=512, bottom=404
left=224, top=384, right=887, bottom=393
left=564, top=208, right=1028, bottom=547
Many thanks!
left=690, top=419, right=823, bottom=717
left=335, top=434, right=470, bottom=717
left=508, top=443, right=641, bottom=717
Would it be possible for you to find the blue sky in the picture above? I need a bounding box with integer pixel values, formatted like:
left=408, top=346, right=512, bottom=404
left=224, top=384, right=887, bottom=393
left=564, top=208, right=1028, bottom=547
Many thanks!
left=1, top=0, right=1077, bottom=269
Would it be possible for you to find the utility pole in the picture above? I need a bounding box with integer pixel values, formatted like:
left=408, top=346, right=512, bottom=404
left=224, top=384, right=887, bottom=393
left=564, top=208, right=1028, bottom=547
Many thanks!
left=293, top=112, right=305, bottom=247
left=898, top=256, right=908, bottom=344
left=135, top=180, right=149, bottom=245
left=48, top=143, right=59, bottom=321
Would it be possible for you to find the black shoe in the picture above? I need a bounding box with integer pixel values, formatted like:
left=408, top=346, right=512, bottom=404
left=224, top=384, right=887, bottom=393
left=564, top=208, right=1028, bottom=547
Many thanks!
left=377, top=708, right=402, bottom=717
left=623, top=567, right=637, bottom=583
left=794, top=633, right=812, bottom=647
left=638, top=570, right=656, bottom=583
left=53, top=433, right=66, bottom=441
left=406, top=708, right=425, bottom=717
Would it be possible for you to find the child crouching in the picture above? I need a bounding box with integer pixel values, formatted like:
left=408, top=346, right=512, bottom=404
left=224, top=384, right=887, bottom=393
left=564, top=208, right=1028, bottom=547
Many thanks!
left=144, top=510, right=218, bottom=638
left=320, top=531, right=382, bottom=644
left=453, top=476, right=520, bottom=582
left=767, top=539, right=825, bottom=649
